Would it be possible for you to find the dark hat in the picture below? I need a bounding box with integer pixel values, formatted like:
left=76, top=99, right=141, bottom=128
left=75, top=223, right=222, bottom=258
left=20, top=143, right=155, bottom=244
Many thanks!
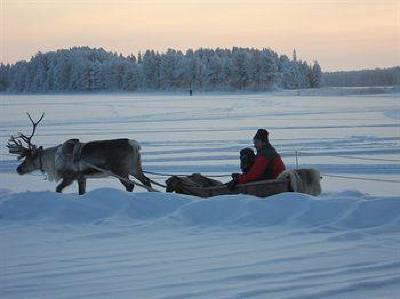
left=240, top=147, right=256, bottom=173
left=253, top=129, right=269, bottom=142
left=240, top=147, right=255, bottom=158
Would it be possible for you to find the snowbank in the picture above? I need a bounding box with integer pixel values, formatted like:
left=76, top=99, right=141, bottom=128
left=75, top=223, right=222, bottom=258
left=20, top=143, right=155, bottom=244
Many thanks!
left=2, top=188, right=400, bottom=299
left=1, top=188, right=399, bottom=230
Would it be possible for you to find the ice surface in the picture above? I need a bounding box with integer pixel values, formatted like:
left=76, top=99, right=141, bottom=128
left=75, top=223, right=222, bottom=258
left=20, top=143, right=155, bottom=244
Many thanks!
left=1, top=92, right=400, bottom=298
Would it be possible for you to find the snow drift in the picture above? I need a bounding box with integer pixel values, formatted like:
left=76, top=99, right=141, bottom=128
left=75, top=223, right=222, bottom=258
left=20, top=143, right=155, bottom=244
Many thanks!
left=1, top=188, right=399, bottom=230
left=3, top=189, right=400, bottom=299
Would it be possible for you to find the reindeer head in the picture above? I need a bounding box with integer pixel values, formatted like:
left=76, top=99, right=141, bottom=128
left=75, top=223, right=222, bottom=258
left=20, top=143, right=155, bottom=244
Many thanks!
left=7, top=113, right=45, bottom=175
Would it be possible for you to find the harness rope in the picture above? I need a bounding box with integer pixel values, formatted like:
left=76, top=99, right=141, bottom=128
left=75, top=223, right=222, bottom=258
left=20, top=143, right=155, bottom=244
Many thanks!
left=81, top=161, right=159, bottom=192
left=321, top=174, right=400, bottom=184
left=143, top=170, right=232, bottom=178
left=147, top=178, right=167, bottom=188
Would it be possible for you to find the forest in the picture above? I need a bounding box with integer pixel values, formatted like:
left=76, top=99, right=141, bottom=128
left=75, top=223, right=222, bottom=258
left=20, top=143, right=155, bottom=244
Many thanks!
left=0, top=47, right=322, bottom=92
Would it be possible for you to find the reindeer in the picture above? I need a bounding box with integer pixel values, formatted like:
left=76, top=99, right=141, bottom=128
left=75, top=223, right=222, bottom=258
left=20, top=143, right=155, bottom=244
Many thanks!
left=7, top=113, right=152, bottom=195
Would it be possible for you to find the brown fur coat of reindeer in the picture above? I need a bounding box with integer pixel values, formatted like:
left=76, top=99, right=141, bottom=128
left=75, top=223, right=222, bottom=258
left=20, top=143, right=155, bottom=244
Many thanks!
left=7, top=113, right=152, bottom=194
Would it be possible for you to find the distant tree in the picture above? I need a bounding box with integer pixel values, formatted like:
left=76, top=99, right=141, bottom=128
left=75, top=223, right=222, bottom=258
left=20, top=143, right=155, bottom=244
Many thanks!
left=0, top=63, right=9, bottom=91
left=182, top=49, right=196, bottom=90
left=89, top=61, right=104, bottom=90
left=137, top=52, right=143, bottom=64
left=142, top=50, right=160, bottom=89
left=160, top=49, right=179, bottom=89
left=309, top=61, right=322, bottom=88
left=231, top=48, right=250, bottom=90
left=206, top=52, right=224, bottom=89
left=122, top=63, right=142, bottom=91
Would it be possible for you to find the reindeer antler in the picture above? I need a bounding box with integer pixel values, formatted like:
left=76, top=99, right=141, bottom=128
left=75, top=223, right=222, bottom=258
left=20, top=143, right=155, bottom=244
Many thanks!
left=20, top=112, right=45, bottom=150
left=7, top=135, right=29, bottom=160
left=7, top=113, right=45, bottom=159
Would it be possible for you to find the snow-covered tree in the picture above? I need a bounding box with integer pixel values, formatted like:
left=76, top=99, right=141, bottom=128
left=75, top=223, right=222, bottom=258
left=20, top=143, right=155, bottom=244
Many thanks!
left=0, top=63, right=9, bottom=91
left=309, top=61, right=322, bottom=88
left=231, top=48, right=250, bottom=90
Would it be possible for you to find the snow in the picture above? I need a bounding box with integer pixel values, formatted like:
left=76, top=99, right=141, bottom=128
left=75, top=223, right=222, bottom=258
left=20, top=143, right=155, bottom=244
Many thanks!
left=1, top=92, right=400, bottom=298
left=1, top=189, right=400, bottom=298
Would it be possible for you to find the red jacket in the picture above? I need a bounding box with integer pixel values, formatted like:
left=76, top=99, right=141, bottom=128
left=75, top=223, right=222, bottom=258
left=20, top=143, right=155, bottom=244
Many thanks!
left=238, top=154, right=286, bottom=184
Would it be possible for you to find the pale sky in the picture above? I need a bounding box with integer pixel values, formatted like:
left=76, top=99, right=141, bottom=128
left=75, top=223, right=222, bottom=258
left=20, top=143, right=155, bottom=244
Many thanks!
left=0, top=0, right=399, bottom=71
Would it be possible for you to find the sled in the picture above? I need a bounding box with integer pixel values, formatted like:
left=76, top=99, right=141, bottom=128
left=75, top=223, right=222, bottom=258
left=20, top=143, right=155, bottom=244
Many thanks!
left=166, top=173, right=291, bottom=198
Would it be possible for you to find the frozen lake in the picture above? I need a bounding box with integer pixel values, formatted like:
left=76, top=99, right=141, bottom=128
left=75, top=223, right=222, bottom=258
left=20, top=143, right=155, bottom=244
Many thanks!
left=1, top=92, right=400, bottom=299
left=1, top=93, right=399, bottom=195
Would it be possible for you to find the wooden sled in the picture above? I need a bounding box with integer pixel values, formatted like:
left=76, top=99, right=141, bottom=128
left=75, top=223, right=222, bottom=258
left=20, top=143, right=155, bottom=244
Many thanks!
left=166, top=173, right=291, bottom=198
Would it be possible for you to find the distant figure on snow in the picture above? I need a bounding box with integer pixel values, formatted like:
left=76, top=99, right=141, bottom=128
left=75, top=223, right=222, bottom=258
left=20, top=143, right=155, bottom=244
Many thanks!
left=228, top=129, right=286, bottom=189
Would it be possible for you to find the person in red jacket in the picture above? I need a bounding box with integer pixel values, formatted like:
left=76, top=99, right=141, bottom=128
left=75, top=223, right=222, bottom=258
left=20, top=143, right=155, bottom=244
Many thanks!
left=228, top=129, right=286, bottom=189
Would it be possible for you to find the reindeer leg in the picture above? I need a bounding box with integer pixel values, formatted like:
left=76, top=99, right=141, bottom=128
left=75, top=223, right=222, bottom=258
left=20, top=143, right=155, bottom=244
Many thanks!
left=119, top=178, right=135, bottom=192
left=78, top=178, right=87, bottom=195
left=131, top=153, right=152, bottom=190
left=56, top=178, right=74, bottom=193
left=134, top=172, right=152, bottom=189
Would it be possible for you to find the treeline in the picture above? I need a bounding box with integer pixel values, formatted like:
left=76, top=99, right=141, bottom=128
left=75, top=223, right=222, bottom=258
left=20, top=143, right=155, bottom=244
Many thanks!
left=0, top=46, right=322, bottom=93
left=323, top=66, right=400, bottom=87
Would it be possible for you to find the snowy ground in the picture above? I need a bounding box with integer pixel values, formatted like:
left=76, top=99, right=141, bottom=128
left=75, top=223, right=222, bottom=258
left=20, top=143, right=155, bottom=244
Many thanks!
left=1, top=92, right=400, bottom=298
